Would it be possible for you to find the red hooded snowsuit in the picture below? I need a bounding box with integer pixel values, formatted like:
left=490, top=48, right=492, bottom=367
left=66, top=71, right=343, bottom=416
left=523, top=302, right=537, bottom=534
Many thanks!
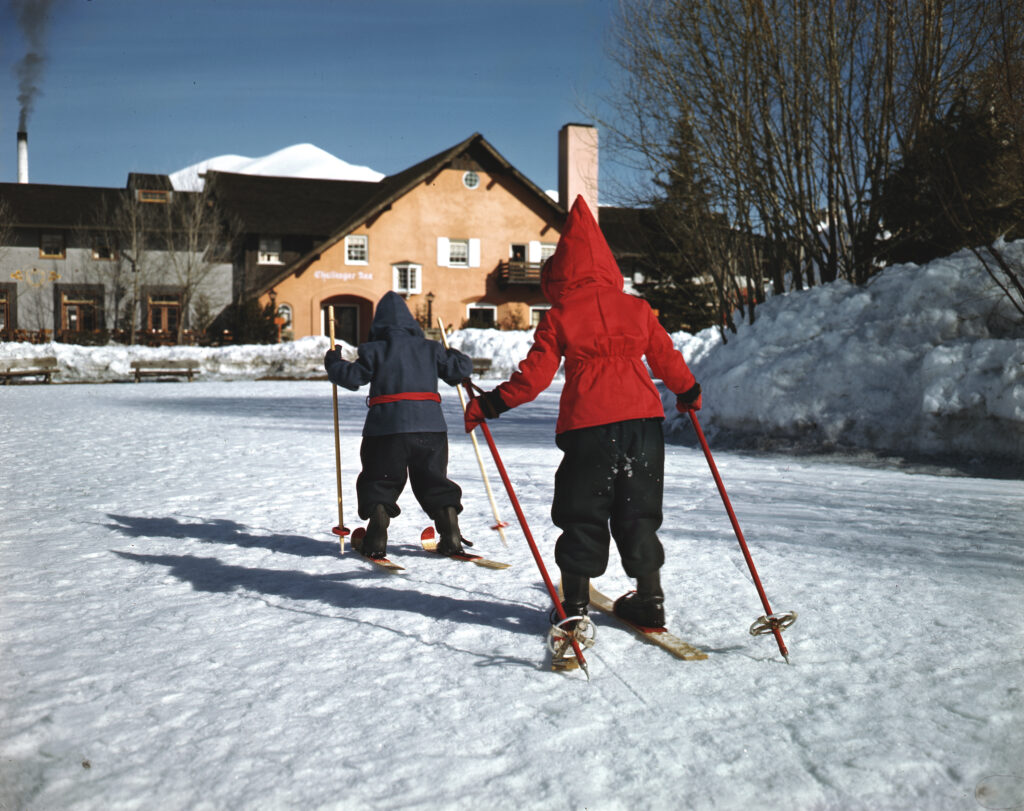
left=494, top=195, right=696, bottom=432
left=490, top=195, right=699, bottom=579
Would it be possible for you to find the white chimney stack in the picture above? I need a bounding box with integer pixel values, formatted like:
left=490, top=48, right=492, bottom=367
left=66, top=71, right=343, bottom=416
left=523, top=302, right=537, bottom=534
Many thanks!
left=558, top=123, right=599, bottom=217
left=17, top=131, right=29, bottom=183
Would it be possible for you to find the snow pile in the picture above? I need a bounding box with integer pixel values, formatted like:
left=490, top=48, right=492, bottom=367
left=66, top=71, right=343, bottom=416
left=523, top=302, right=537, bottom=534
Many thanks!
left=444, top=328, right=551, bottom=378
left=169, top=143, right=384, bottom=190
left=0, top=336, right=348, bottom=383
left=662, top=242, right=1024, bottom=464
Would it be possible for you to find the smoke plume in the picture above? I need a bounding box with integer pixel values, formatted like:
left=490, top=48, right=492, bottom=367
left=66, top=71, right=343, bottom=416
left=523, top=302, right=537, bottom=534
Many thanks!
left=11, top=0, right=61, bottom=131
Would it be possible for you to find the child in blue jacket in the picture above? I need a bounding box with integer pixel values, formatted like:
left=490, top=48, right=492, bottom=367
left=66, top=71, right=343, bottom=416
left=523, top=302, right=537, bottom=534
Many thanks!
left=324, top=291, right=473, bottom=558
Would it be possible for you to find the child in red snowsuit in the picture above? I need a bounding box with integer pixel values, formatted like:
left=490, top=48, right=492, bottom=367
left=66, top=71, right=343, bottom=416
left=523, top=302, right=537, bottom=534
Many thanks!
left=464, top=196, right=702, bottom=627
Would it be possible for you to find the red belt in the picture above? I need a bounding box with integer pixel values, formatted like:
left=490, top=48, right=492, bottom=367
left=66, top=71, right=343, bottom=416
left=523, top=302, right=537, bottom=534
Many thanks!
left=367, top=392, right=441, bottom=407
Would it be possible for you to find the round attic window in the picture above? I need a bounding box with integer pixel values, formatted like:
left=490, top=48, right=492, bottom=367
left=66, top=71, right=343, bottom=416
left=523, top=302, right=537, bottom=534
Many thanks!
left=463, top=170, right=480, bottom=189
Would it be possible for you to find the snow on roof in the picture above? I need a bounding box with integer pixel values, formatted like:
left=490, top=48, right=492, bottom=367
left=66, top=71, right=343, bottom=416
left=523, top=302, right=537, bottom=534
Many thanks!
left=169, top=144, right=385, bottom=191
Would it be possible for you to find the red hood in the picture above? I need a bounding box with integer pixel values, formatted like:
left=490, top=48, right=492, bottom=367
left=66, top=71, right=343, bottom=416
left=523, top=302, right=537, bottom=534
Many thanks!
left=541, top=195, right=623, bottom=304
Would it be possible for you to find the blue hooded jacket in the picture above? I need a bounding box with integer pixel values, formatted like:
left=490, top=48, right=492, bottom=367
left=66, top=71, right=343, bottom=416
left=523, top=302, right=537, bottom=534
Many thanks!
left=326, top=291, right=473, bottom=437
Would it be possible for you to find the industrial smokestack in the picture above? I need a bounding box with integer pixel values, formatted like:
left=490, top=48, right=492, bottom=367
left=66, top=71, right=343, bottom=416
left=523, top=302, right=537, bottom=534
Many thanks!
left=12, top=0, right=59, bottom=164
left=17, top=131, right=29, bottom=183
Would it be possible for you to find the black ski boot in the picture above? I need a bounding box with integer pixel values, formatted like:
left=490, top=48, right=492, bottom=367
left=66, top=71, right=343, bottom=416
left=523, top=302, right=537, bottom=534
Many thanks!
left=434, top=506, right=465, bottom=556
left=360, top=503, right=390, bottom=559
left=613, top=571, right=665, bottom=628
left=559, top=572, right=590, bottom=631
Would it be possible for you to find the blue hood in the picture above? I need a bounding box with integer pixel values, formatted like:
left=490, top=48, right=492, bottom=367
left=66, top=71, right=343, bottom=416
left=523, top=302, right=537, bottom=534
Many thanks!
left=369, top=291, right=423, bottom=340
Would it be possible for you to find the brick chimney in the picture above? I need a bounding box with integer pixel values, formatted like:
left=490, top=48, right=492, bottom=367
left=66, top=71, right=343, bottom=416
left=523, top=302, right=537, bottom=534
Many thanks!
left=17, top=131, right=29, bottom=183
left=558, top=123, right=598, bottom=216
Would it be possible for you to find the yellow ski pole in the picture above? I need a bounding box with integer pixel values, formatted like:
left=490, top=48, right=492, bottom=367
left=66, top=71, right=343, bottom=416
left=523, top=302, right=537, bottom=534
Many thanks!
left=438, top=317, right=509, bottom=548
left=328, top=306, right=350, bottom=552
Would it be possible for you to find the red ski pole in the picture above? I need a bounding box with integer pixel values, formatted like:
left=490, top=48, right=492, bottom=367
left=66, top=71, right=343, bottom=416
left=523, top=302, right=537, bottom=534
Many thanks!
left=463, top=381, right=589, bottom=678
left=688, top=410, right=795, bottom=663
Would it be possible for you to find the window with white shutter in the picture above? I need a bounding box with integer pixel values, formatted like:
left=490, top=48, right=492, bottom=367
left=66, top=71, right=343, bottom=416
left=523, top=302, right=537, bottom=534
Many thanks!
left=438, top=236, right=480, bottom=268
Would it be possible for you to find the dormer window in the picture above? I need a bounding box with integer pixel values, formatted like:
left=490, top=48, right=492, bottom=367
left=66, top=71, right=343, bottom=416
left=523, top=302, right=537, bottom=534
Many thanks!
left=258, top=237, right=283, bottom=265
left=137, top=189, right=170, bottom=204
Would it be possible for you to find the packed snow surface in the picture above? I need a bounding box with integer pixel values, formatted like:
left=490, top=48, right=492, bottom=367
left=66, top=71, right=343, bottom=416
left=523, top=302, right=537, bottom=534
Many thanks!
left=1, top=380, right=1022, bottom=810
left=1, top=243, right=1022, bottom=809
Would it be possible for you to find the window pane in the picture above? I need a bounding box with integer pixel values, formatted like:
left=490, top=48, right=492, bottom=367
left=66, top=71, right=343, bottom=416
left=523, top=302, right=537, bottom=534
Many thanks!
left=347, top=235, right=368, bottom=262
left=41, top=234, right=64, bottom=257
left=468, top=307, right=495, bottom=326
left=449, top=240, right=468, bottom=265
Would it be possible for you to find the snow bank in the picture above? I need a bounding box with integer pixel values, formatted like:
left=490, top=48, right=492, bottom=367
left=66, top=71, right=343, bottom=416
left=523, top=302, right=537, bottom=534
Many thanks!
left=0, top=335, right=349, bottom=383
left=3, top=243, right=1022, bottom=465
left=662, top=242, right=1024, bottom=465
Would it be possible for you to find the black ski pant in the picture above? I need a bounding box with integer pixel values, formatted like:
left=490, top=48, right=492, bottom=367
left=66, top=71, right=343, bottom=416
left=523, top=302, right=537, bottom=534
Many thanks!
left=552, top=418, right=665, bottom=579
left=356, top=432, right=462, bottom=521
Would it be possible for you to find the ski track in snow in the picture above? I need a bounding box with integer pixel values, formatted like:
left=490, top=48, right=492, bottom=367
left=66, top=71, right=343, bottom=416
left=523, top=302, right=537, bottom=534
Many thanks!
left=1, top=381, right=1022, bottom=810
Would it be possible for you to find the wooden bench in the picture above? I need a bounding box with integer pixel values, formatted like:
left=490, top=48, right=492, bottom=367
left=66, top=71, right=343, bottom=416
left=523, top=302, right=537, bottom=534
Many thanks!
left=0, top=356, right=59, bottom=384
left=130, top=359, right=200, bottom=382
left=471, top=357, right=492, bottom=375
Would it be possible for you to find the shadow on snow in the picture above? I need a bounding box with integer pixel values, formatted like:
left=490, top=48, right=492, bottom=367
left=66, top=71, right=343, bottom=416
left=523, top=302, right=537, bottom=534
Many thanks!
left=105, top=513, right=543, bottom=659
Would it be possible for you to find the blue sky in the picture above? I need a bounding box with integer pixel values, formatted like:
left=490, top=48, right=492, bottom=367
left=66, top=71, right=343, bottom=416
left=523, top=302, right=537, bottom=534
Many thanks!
left=2, top=0, right=631, bottom=197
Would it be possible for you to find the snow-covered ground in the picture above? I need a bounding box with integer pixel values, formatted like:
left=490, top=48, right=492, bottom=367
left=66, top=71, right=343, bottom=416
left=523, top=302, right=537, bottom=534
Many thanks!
left=1, top=379, right=1022, bottom=810
left=2, top=244, right=1022, bottom=809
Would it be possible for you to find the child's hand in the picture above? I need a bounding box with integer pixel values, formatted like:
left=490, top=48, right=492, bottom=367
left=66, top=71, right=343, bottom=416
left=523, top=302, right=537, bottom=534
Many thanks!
left=675, top=382, right=702, bottom=412
left=464, top=390, right=509, bottom=431
left=464, top=399, right=486, bottom=432
left=324, top=347, right=343, bottom=369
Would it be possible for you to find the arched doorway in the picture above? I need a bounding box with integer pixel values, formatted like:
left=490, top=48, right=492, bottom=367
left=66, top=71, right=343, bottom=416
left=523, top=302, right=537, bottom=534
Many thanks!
left=321, top=295, right=373, bottom=346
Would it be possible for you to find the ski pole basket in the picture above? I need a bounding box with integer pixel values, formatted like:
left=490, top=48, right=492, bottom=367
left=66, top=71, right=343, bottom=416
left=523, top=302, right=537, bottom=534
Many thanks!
left=547, top=615, right=596, bottom=656
left=749, top=611, right=798, bottom=637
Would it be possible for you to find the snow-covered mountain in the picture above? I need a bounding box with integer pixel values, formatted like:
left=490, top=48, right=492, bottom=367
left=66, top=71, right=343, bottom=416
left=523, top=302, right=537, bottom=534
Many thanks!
left=169, top=143, right=385, bottom=190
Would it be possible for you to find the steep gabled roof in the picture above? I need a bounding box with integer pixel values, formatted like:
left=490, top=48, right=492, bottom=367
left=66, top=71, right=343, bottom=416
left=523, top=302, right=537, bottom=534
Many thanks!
left=599, top=205, right=674, bottom=257
left=206, top=171, right=380, bottom=236
left=254, top=133, right=565, bottom=295
left=0, top=182, right=127, bottom=229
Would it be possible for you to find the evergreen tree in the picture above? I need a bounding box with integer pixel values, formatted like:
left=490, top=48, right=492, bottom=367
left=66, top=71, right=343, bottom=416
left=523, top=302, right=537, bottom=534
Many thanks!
left=633, top=119, right=727, bottom=335
left=879, top=101, right=1024, bottom=266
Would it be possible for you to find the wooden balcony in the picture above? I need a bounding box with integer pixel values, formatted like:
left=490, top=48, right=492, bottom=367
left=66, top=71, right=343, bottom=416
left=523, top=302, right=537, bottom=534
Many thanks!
left=496, top=260, right=543, bottom=289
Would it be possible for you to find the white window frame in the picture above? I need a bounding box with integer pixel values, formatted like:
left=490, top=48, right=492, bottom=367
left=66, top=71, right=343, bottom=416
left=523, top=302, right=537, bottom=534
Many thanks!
left=437, top=237, right=480, bottom=268
left=540, top=242, right=557, bottom=262
left=258, top=236, right=283, bottom=265
left=530, top=305, right=551, bottom=327
left=393, top=263, right=422, bottom=295
left=466, top=302, right=497, bottom=326
left=462, top=170, right=480, bottom=189
left=449, top=239, right=469, bottom=267
left=345, top=234, right=369, bottom=265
